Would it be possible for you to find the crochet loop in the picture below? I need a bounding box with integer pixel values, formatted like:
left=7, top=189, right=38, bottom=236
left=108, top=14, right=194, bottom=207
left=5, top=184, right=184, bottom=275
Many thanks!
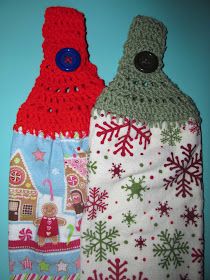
left=14, top=7, right=104, bottom=138
left=94, top=16, right=200, bottom=127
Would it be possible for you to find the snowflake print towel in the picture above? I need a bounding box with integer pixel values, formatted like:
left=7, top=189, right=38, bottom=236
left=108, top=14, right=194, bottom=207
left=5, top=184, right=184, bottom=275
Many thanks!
left=8, top=7, right=104, bottom=279
left=81, top=16, right=203, bottom=280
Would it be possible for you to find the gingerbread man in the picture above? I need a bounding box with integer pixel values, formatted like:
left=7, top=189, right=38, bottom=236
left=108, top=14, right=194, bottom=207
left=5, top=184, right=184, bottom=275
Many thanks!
left=71, top=190, right=84, bottom=214
left=34, top=202, right=66, bottom=246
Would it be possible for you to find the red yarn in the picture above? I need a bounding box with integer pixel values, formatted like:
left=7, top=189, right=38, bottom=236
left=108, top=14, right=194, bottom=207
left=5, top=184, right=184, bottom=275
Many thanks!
left=14, top=7, right=105, bottom=139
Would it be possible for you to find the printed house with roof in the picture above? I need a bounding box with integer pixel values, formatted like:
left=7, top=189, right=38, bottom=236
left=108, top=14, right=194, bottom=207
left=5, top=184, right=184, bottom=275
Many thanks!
left=64, top=152, right=87, bottom=214
left=9, top=150, right=38, bottom=221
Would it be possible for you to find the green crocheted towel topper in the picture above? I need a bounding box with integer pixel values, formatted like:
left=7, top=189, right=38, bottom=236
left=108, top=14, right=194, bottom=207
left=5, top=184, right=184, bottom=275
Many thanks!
left=94, top=16, right=201, bottom=127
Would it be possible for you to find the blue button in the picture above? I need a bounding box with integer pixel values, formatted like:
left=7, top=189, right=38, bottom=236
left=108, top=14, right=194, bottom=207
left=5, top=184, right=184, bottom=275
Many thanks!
left=55, top=48, right=81, bottom=72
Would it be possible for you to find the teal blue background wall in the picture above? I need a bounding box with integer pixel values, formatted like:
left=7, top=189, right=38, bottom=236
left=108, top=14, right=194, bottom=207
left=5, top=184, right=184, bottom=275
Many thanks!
left=0, top=0, right=209, bottom=278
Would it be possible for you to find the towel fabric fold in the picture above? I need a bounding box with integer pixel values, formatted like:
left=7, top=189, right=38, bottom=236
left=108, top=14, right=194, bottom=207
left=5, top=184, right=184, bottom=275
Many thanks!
left=81, top=16, right=203, bottom=280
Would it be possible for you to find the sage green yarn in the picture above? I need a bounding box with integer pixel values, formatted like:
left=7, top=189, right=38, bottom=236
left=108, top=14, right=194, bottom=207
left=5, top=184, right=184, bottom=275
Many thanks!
left=94, top=16, right=201, bottom=127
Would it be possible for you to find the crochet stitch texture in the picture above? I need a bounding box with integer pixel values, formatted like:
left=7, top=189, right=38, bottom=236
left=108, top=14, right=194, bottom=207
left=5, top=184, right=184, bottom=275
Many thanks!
left=14, top=7, right=104, bottom=139
left=94, top=16, right=200, bottom=127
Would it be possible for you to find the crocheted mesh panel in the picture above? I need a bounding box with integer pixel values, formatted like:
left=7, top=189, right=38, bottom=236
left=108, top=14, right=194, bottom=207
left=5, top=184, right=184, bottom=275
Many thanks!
left=14, top=7, right=104, bottom=138
left=94, top=16, right=200, bottom=126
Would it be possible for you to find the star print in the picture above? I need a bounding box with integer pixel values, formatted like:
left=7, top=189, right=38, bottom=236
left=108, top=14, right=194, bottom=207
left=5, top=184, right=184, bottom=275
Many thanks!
left=56, top=260, right=68, bottom=272
left=32, top=148, right=45, bottom=161
left=39, top=260, right=50, bottom=272
left=52, top=168, right=60, bottom=175
left=21, top=257, right=32, bottom=270
left=75, top=257, right=80, bottom=269
left=9, top=261, right=15, bottom=272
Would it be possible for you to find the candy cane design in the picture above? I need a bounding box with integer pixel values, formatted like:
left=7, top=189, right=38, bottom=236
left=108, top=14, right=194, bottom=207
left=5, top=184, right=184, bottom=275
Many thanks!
left=43, top=178, right=54, bottom=201
left=67, top=224, right=75, bottom=244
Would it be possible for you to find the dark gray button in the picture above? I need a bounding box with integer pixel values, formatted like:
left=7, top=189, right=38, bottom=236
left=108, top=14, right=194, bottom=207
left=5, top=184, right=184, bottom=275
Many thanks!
left=134, top=51, right=158, bottom=73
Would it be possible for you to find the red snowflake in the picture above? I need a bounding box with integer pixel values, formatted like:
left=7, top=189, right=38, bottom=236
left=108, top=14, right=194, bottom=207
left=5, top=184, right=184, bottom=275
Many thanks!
left=191, top=247, right=203, bottom=263
left=180, top=205, right=202, bottom=227
left=85, top=187, right=109, bottom=220
left=95, top=117, right=152, bottom=157
left=191, top=237, right=204, bottom=276
left=87, top=258, right=148, bottom=280
left=155, top=201, right=172, bottom=217
left=179, top=274, right=190, bottom=280
left=163, top=144, right=202, bottom=197
left=109, top=163, right=125, bottom=179
left=188, top=119, right=201, bottom=135
left=135, top=236, right=147, bottom=250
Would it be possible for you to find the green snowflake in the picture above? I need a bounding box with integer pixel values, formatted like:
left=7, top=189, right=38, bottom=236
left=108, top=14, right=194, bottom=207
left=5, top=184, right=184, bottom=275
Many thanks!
left=153, top=229, right=189, bottom=270
left=82, top=221, right=120, bottom=262
left=160, top=126, right=182, bottom=146
left=122, top=210, right=137, bottom=227
left=87, top=160, right=97, bottom=174
left=121, top=176, right=148, bottom=201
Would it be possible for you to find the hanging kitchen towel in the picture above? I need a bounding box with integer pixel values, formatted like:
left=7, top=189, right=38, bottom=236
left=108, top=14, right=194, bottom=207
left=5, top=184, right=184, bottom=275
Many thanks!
left=81, top=16, right=203, bottom=280
left=8, top=6, right=104, bottom=279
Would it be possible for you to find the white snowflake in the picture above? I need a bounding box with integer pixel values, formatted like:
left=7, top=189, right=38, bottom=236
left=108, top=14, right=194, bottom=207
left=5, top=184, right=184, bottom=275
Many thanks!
left=52, top=168, right=60, bottom=175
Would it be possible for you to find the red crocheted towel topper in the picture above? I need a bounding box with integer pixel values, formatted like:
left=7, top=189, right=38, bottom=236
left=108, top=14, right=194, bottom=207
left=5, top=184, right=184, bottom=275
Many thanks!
left=14, top=7, right=105, bottom=139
